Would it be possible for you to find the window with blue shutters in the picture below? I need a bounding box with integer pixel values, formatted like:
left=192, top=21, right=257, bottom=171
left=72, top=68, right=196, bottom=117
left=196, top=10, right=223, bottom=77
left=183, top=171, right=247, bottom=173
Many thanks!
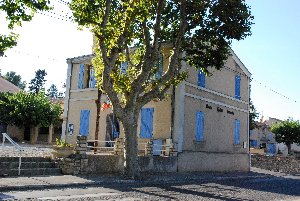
left=89, top=68, right=96, bottom=88
left=195, top=111, right=204, bottom=142
left=198, top=69, right=205, bottom=88
left=78, top=64, right=85, bottom=89
left=120, top=62, right=128, bottom=74
left=140, top=108, right=154, bottom=138
left=234, top=119, right=240, bottom=145
left=235, top=75, right=241, bottom=99
left=79, top=110, right=90, bottom=136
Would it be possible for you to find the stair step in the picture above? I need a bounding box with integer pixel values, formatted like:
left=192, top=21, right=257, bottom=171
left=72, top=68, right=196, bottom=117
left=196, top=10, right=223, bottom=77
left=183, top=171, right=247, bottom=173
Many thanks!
left=0, top=161, right=57, bottom=169
left=0, top=168, right=62, bottom=177
left=0, top=157, right=51, bottom=163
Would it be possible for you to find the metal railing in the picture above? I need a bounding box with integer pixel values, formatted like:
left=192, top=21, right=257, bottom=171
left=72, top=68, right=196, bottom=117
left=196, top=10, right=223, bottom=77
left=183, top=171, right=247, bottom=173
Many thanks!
left=87, top=140, right=116, bottom=154
left=2, top=133, right=24, bottom=175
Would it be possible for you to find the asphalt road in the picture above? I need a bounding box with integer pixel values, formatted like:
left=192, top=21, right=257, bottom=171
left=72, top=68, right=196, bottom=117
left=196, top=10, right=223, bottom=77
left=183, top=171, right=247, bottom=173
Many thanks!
left=1, top=174, right=299, bottom=201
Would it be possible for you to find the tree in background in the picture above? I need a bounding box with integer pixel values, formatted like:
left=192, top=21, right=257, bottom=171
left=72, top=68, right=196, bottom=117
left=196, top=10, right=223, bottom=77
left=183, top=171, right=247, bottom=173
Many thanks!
left=70, top=0, right=253, bottom=178
left=0, top=0, right=51, bottom=54
left=47, top=84, right=58, bottom=99
left=0, top=91, right=62, bottom=130
left=29, top=69, right=47, bottom=94
left=249, top=100, right=259, bottom=130
left=270, top=118, right=300, bottom=154
left=3, top=71, right=26, bottom=90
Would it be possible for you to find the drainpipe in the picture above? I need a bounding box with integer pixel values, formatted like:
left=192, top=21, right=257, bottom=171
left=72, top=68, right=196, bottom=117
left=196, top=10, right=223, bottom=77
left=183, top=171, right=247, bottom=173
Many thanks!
left=61, top=60, right=72, bottom=141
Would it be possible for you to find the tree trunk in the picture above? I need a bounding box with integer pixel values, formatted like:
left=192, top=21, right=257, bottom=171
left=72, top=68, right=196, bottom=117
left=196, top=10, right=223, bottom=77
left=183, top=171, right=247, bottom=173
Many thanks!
left=286, top=142, right=292, bottom=154
left=122, top=110, right=140, bottom=179
left=94, top=89, right=102, bottom=153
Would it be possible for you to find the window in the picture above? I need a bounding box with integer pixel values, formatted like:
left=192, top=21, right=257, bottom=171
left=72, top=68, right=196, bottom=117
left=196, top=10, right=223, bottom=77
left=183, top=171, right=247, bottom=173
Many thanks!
left=235, top=75, right=241, bottom=99
left=120, top=62, right=128, bottom=74
left=77, top=64, right=96, bottom=89
left=140, top=108, right=154, bottom=138
left=234, top=119, right=240, bottom=145
left=79, top=110, right=90, bottom=136
left=195, top=111, right=204, bottom=142
left=198, top=69, right=205, bottom=88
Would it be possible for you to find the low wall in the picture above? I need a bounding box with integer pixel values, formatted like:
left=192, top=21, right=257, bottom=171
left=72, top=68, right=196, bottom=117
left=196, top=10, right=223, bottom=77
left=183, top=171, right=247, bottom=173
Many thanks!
left=178, top=152, right=250, bottom=172
left=251, top=154, right=300, bottom=174
left=85, top=155, right=177, bottom=174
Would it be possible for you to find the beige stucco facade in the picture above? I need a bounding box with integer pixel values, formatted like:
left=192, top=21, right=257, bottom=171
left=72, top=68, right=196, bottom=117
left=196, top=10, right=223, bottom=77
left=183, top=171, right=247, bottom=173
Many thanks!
left=62, top=49, right=251, bottom=172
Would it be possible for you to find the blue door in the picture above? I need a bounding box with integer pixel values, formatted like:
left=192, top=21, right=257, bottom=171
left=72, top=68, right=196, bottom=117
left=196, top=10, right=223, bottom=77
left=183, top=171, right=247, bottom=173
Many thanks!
left=140, top=108, right=154, bottom=138
left=79, top=110, right=90, bottom=136
left=267, top=143, right=276, bottom=156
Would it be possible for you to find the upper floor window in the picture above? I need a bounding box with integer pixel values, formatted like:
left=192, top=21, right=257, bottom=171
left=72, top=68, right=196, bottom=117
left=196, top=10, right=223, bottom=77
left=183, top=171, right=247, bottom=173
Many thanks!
left=197, top=69, right=205, bottom=88
left=235, top=74, right=241, bottom=99
left=78, top=64, right=96, bottom=89
left=154, top=53, right=163, bottom=80
left=120, top=62, right=128, bottom=74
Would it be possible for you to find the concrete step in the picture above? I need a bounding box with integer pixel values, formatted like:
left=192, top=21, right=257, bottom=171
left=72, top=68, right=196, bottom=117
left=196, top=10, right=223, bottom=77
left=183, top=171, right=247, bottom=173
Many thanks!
left=0, top=157, right=52, bottom=163
left=0, top=168, right=62, bottom=177
left=0, top=161, right=57, bottom=169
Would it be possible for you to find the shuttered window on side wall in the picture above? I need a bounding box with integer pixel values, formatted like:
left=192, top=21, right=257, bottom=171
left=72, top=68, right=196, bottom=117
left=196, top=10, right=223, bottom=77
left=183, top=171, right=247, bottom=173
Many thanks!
left=234, top=119, right=241, bottom=145
left=78, top=64, right=85, bottom=89
left=195, top=111, right=205, bottom=142
left=140, top=108, right=154, bottom=139
left=198, top=69, right=205, bottom=88
left=79, top=110, right=90, bottom=136
left=89, top=68, right=96, bottom=88
left=235, top=75, right=241, bottom=99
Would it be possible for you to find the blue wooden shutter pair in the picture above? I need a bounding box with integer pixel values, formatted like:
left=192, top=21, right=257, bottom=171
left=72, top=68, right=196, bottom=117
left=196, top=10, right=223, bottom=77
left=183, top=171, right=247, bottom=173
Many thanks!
left=78, top=64, right=85, bottom=89
left=198, top=69, right=205, bottom=88
left=140, top=108, right=154, bottom=138
left=79, top=110, right=90, bottom=136
left=235, top=75, right=241, bottom=99
left=195, top=111, right=204, bottom=142
left=155, top=54, right=163, bottom=79
left=120, top=62, right=128, bottom=74
left=89, top=68, right=96, bottom=88
left=234, top=119, right=240, bottom=145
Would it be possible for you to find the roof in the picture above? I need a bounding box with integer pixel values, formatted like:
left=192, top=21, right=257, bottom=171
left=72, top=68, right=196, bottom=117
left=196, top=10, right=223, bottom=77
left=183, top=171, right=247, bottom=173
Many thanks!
left=230, top=49, right=252, bottom=77
left=0, top=76, right=21, bottom=93
left=66, top=54, right=95, bottom=64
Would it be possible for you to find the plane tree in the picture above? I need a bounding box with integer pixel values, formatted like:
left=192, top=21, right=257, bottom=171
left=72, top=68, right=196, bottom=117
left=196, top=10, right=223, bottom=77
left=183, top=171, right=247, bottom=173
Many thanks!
left=69, top=0, right=253, bottom=178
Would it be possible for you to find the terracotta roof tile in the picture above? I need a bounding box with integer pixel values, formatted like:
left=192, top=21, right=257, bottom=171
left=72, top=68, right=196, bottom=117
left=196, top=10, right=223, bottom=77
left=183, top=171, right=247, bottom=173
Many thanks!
left=0, top=76, right=21, bottom=93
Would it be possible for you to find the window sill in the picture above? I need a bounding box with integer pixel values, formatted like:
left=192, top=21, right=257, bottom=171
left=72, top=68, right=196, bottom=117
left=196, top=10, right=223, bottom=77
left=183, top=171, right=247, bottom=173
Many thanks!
left=193, top=140, right=206, bottom=151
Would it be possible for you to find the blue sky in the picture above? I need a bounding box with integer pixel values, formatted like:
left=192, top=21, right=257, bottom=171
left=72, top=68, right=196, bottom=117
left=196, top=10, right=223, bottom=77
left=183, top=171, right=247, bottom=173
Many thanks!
left=232, top=0, right=300, bottom=120
left=0, top=0, right=299, bottom=121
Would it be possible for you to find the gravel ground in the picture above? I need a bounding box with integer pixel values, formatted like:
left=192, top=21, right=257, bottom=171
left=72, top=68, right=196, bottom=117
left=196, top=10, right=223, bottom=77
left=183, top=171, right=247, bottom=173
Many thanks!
left=0, top=143, right=53, bottom=158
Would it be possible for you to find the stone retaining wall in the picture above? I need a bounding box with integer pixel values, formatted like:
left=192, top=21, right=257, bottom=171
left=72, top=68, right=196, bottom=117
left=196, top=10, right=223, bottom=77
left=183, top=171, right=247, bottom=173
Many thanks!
left=251, top=154, right=300, bottom=175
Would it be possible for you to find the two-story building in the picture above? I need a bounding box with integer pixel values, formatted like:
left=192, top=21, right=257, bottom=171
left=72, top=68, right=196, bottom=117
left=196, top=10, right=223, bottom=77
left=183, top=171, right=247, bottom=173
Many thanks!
left=62, top=49, right=251, bottom=172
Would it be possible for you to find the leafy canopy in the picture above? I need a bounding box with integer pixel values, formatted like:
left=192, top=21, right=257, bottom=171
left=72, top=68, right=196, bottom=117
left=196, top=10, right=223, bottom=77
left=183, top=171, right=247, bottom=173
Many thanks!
left=70, top=0, right=253, bottom=112
left=3, top=71, right=26, bottom=90
left=0, top=91, right=62, bottom=128
left=270, top=118, right=300, bottom=146
left=0, top=0, right=51, bottom=53
left=29, top=69, right=47, bottom=94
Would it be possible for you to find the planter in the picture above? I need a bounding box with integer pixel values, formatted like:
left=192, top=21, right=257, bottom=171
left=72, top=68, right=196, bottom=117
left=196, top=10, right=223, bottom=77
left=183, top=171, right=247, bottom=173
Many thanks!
left=52, top=146, right=74, bottom=159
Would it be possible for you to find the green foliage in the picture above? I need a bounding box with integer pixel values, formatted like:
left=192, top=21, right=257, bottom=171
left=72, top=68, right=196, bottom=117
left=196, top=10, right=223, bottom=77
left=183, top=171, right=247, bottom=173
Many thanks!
left=270, top=118, right=300, bottom=147
left=249, top=100, right=259, bottom=130
left=3, top=71, right=26, bottom=90
left=29, top=69, right=47, bottom=94
left=0, top=91, right=62, bottom=128
left=47, top=84, right=58, bottom=99
left=0, top=0, right=51, bottom=53
left=55, top=138, right=73, bottom=147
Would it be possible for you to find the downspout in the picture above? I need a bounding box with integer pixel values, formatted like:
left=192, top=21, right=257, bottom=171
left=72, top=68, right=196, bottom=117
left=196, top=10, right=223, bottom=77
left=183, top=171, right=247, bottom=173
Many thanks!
left=170, top=86, right=176, bottom=139
left=61, top=60, right=72, bottom=141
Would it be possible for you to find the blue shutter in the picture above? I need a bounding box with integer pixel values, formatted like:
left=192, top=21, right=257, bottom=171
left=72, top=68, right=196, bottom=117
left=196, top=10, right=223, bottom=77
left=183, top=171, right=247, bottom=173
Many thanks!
left=155, top=54, right=163, bottom=79
left=153, top=139, right=163, bottom=156
left=235, top=75, right=241, bottom=99
left=198, top=69, right=205, bottom=88
left=79, top=110, right=90, bottom=136
left=195, top=111, right=204, bottom=142
left=78, top=64, right=85, bottom=89
left=140, top=108, right=154, bottom=138
left=120, top=62, right=128, bottom=74
left=234, top=119, right=240, bottom=145
left=89, top=68, right=96, bottom=88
